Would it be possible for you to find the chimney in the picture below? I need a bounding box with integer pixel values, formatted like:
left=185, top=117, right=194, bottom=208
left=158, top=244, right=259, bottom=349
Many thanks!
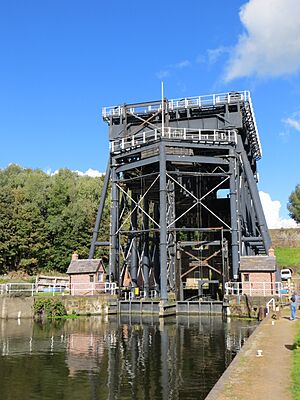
left=72, top=251, right=79, bottom=261
left=268, top=247, right=275, bottom=257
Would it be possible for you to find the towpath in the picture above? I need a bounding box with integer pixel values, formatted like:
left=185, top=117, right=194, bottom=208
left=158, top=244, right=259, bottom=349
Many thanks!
left=206, top=306, right=299, bottom=400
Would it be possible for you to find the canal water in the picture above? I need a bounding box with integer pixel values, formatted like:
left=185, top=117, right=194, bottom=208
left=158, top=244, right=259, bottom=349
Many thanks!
left=0, top=315, right=257, bottom=400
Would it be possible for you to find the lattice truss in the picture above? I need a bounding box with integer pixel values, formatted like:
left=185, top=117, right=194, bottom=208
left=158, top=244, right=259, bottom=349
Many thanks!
left=90, top=91, right=271, bottom=298
left=112, top=161, right=235, bottom=293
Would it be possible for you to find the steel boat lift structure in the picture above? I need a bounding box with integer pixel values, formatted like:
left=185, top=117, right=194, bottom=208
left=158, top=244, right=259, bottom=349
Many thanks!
left=89, top=91, right=271, bottom=301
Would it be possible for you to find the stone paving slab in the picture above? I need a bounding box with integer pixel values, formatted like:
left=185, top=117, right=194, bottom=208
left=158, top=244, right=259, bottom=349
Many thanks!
left=206, top=307, right=299, bottom=400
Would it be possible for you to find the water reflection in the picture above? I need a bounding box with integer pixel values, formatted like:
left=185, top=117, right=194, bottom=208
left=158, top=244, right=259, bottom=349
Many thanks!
left=0, top=316, right=257, bottom=400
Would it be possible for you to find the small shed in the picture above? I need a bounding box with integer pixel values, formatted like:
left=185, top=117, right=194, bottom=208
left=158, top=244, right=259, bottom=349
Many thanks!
left=67, top=259, right=106, bottom=296
left=240, top=255, right=276, bottom=296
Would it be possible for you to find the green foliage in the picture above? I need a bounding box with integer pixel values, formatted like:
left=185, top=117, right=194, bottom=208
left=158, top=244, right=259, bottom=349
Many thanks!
left=288, top=184, right=300, bottom=224
left=292, top=325, right=300, bottom=399
left=0, top=165, right=109, bottom=274
left=275, top=247, right=300, bottom=269
left=33, top=298, right=67, bottom=319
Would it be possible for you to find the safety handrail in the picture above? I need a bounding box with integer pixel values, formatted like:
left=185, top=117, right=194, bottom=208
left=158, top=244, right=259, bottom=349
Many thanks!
left=110, top=127, right=237, bottom=154
left=266, top=298, right=276, bottom=315
left=225, top=281, right=283, bottom=297
left=102, top=91, right=250, bottom=118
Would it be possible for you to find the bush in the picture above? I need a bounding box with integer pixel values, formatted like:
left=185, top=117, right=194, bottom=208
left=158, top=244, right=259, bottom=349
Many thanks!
left=33, top=298, right=67, bottom=319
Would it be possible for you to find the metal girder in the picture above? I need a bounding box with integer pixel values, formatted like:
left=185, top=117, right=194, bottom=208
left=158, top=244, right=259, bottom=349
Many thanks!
left=179, top=248, right=222, bottom=278
left=159, top=141, right=168, bottom=301
left=166, top=172, right=231, bottom=229
left=93, top=91, right=270, bottom=300
left=89, top=160, right=111, bottom=258
left=116, top=176, right=160, bottom=234
left=237, top=136, right=271, bottom=252
left=166, top=154, right=229, bottom=165
left=116, top=156, right=159, bottom=173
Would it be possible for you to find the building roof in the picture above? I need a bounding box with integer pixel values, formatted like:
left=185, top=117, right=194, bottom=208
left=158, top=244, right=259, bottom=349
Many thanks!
left=67, top=259, right=104, bottom=275
left=240, top=256, right=276, bottom=272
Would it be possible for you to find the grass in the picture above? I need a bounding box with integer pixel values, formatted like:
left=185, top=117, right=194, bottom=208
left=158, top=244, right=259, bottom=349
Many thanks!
left=275, top=247, right=300, bottom=269
left=292, top=324, right=300, bottom=399
left=34, top=291, right=67, bottom=297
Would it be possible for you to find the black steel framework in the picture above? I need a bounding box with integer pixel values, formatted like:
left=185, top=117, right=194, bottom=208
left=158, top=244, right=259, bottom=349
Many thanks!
left=90, top=91, right=271, bottom=300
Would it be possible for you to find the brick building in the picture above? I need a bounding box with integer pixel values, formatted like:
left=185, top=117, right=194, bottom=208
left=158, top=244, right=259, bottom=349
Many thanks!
left=240, top=254, right=277, bottom=296
left=67, top=256, right=106, bottom=296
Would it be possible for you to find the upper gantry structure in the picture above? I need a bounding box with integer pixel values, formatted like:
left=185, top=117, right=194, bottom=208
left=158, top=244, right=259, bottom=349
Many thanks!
left=90, top=91, right=271, bottom=301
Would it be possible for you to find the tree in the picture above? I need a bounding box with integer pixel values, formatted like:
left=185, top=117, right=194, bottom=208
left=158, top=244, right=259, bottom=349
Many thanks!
left=288, top=184, right=300, bottom=224
left=0, top=165, right=109, bottom=274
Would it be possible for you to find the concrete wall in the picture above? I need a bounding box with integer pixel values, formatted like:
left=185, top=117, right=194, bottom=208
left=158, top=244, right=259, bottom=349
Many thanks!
left=62, top=295, right=114, bottom=315
left=269, top=228, right=300, bottom=247
left=226, top=295, right=275, bottom=318
left=0, top=296, right=34, bottom=319
left=0, top=295, right=115, bottom=319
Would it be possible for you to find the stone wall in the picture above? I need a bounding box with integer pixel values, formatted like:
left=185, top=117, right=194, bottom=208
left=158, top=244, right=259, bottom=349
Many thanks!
left=226, top=295, right=277, bottom=318
left=62, top=295, right=115, bottom=315
left=269, top=228, right=300, bottom=248
left=0, top=296, right=34, bottom=319
left=0, top=294, right=116, bottom=319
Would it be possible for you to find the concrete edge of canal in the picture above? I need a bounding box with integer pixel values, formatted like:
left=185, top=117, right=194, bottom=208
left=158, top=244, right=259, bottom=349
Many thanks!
left=205, top=315, right=271, bottom=400
left=205, top=307, right=297, bottom=400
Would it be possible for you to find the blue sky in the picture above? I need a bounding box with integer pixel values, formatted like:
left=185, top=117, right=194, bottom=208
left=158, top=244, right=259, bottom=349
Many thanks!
left=1, top=0, right=300, bottom=227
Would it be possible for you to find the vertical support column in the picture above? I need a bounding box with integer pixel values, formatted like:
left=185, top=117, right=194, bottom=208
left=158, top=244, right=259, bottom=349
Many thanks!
left=110, top=162, right=118, bottom=282
left=143, top=197, right=150, bottom=297
left=89, top=160, right=111, bottom=258
left=176, top=248, right=183, bottom=301
left=237, top=136, right=271, bottom=253
left=159, top=141, right=168, bottom=301
left=153, top=204, right=160, bottom=294
left=229, top=150, right=239, bottom=280
left=166, top=180, right=176, bottom=291
left=131, top=192, right=138, bottom=292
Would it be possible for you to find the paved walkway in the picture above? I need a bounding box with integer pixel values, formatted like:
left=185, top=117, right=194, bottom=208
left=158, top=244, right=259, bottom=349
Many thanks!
left=206, top=307, right=299, bottom=400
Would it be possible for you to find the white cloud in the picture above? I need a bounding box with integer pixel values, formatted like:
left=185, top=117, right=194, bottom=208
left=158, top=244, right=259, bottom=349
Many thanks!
left=156, top=70, right=171, bottom=80
left=284, top=117, right=300, bottom=132
left=46, top=168, right=104, bottom=177
left=225, top=0, right=300, bottom=81
left=74, top=168, right=104, bottom=178
left=259, top=191, right=298, bottom=229
left=156, top=59, right=191, bottom=79
left=173, top=60, right=191, bottom=69
left=207, top=46, right=230, bottom=64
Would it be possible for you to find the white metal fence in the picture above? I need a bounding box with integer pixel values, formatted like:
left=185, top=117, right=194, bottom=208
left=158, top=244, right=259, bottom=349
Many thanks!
left=123, top=289, right=158, bottom=300
left=102, top=91, right=250, bottom=118
left=225, top=281, right=284, bottom=297
left=1, top=283, right=35, bottom=296
left=0, top=282, right=118, bottom=297
left=110, top=127, right=237, bottom=154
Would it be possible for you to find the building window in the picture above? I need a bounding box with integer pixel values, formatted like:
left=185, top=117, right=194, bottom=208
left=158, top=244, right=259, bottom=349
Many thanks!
left=89, top=274, right=94, bottom=283
left=98, top=271, right=103, bottom=282
left=244, top=274, right=250, bottom=282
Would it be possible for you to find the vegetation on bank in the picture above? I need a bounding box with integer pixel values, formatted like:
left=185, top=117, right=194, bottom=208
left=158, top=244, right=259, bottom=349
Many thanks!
left=0, top=164, right=110, bottom=275
left=1, top=164, right=299, bottom=278
left=275, top=248, right=300, bottom=270
left=33, top=298, right=67, bottom=319
left=292, top=324, right=300, bottom=399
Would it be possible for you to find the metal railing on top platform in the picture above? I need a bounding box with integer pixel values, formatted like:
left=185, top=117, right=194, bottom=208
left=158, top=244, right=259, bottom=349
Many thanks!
left=102, top=91, right=250, bottom=118
left=110, top=127, right=237, bottom=154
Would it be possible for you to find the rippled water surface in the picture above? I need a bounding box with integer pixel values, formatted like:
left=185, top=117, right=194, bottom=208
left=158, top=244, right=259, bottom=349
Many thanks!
left=0, top=315, right=257, bottom=400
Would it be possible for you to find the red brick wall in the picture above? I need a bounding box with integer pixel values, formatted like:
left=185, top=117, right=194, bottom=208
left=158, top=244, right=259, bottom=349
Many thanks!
left=69, top=267, right=106, bottom=295
left=241, top=272, right=276, bottom=295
